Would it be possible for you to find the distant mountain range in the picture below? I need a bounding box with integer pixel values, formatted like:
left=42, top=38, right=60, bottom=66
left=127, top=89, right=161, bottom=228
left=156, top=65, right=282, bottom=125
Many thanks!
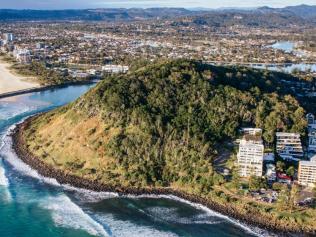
left=258, top=4, right=316, bottom=19
left=0, top=8, right=196, bottom=21
left=0, top=4, right=315, bottom=25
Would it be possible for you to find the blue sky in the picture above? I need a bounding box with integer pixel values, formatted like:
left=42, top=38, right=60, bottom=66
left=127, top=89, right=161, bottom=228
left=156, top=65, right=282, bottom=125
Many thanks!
left=0, top=0, right=314, bottom=9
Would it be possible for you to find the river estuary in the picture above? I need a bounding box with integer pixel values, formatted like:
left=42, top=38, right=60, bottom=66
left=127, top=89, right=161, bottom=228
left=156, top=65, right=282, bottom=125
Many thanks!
left=0, top=84, right=263, bottom=237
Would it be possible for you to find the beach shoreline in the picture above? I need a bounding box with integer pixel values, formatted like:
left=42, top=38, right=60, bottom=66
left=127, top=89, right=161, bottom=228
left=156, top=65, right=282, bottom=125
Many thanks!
left=0, top=58, right=40, bottom=94
left=10, top=116, right=316, bottom=237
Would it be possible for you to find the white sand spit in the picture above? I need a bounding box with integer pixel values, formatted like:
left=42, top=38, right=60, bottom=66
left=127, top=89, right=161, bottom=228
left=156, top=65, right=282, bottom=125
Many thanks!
left=0, top=60, right=39, bottom=94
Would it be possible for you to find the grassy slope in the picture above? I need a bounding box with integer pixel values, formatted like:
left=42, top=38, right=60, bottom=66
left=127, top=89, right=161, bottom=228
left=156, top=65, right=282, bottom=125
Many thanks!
left=23, top=59, right=316, bottom=232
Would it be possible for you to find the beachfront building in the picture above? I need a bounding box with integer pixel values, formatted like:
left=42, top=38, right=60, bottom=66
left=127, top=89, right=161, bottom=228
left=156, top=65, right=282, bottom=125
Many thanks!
left=298, top=160, right=316, bottom=187
left=237, top=135, right=264, bottom=177
left=13, top=47, right=32, bottom=64
left=276, top=132, right=304, bottom=161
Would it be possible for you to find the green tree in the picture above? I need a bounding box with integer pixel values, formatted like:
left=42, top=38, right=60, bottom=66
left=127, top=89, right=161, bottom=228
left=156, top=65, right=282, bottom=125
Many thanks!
left=249, top=176, right=267, bottom=191
left=231, top=168, right=241, bottom=189
left=277, top=185, right=290, bottom=211
left=286, top=166, right=295, bottom=177
left=276, top=161, right=286, bottom=173
left=289, top=184, right=300, bottom=211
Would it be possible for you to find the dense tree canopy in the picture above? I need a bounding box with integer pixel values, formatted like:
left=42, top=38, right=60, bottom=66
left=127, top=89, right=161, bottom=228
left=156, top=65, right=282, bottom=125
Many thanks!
left=70, top=59, right=307, bottom=188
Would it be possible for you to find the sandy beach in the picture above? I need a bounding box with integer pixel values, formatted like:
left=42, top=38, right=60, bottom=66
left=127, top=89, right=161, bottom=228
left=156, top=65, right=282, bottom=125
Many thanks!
left=0, top=59, right=39, bottom=94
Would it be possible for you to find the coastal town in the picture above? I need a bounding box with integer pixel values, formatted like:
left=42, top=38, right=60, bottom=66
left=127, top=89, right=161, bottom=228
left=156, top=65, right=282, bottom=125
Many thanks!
left=0, top=16, right=316, bottom=210
left=0, top=4, right=316, bottom=237
left=0, top=17, right=315, bottom=82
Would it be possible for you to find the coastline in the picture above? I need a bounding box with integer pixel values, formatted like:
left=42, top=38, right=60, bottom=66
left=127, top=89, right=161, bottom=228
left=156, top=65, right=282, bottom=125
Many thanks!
left=0, top=59, right=39, bottom=94
left=11, top=117, right=315, bottom=237
left=0, top=56, right=98, bottom=100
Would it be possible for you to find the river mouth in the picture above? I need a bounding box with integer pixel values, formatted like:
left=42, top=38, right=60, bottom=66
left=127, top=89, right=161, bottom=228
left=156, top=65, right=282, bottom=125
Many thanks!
left=0, top=84, right=266, bottom=237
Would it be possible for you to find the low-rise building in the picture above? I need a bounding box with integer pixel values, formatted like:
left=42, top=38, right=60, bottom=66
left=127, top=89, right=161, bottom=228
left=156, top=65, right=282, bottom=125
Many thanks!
left=298, top=160, right=316, bottom=187
left=101, top=65, right=129, bottom=74
left=36, top=42, right=45, bottom=49
left=240, top=128, right=262, bottom=136
left=276, top=132, right=304, bottom=161
left=277, top=173, right=292, bottom=184
left=237, top=135, right=264, bottom=177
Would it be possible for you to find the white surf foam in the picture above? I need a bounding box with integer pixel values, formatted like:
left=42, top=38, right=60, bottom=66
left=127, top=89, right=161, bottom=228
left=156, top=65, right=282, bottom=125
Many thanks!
left=0, top=122, right=266, bottom=237
left=94, top=213, right=179, bottom=237
left=144, top=206, right=221, bottom=225
left=0, top=162, right=9, bottom=187
left=62, top=184, right=119, bottom=202
left=40, top=194, right=109, bottom=237
left=0, top=125, right=60, bottom=187
left=0, top=160, right=12, bottom=202
left=124, top=194, right=265, bottom=236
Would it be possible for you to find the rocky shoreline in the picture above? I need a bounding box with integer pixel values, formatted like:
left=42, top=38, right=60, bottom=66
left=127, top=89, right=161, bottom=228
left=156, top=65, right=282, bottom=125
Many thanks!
left=11, top=117, right=315, bottom=237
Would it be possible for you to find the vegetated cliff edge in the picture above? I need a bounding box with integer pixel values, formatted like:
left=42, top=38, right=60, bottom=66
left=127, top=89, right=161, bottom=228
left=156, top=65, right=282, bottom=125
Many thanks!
left=14, top=59, right=315, bottom=235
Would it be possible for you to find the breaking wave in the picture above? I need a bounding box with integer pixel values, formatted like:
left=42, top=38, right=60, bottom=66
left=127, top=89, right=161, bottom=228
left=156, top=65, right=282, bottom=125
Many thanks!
left=0, top=125, right=60, bottom=187
left=0, top=123, right=268, bottom=237
left=124, top=194, right=265, bottom=236
left=94, top=213, right=179, bottom=237
left=40, top=194, right=109, bottom=237
left=144, top=207, right=222, bottom=225
left=0, top=161, right=9, bottom=187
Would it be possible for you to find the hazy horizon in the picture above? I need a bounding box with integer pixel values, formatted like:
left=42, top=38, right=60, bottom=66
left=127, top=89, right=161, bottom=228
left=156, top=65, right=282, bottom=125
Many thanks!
left=0, top=0, right=315, bottom=10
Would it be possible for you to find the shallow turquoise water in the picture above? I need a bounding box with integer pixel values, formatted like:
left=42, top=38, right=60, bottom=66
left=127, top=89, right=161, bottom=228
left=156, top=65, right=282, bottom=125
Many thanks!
left=0, top=84, right=260, bottom=237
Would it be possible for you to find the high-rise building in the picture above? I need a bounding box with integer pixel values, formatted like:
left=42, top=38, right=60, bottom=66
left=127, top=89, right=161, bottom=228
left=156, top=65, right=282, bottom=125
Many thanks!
left=307, top=114, right=316, bottom=153
left=276, top=132, right=304, bottom=161
left=298, top=159, right=316, bottom=187
left=308, top=129, right=316, bottom=153
left=3, top=33, right=14, bottom=42
left=237, top=135, right=264, bottom=177
left=307, top=113, right=315, bottom=127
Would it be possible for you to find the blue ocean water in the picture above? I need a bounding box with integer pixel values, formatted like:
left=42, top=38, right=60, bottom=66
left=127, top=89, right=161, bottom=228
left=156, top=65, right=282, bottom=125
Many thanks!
left=0, top=84, right=261, bottom=237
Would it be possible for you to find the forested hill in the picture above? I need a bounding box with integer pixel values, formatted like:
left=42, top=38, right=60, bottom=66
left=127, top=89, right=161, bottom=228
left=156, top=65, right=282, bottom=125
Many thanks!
left=24, top=60, right=307, bottom=188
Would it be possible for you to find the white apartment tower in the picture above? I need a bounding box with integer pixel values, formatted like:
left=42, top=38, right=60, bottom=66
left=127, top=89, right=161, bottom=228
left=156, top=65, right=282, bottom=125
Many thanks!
left=298, top=159, right=316, bottom=187
left=276, top=132, right=304, bottom=161
left=237, top=136, right=264, bottom=177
